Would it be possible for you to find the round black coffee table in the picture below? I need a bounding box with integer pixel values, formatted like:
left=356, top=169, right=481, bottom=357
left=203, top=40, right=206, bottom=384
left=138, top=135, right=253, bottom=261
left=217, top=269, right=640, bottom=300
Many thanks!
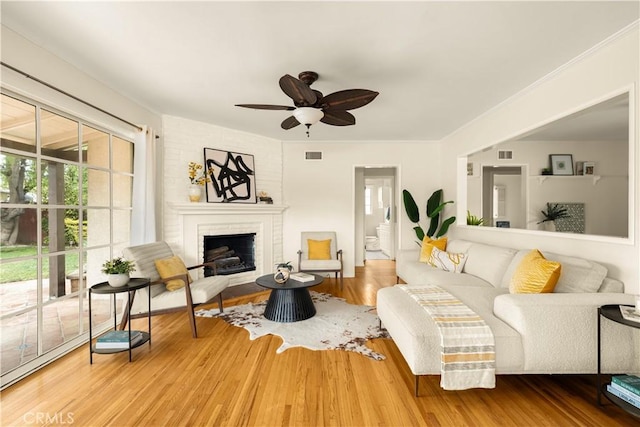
left=255, top=273, right=324, bottom=322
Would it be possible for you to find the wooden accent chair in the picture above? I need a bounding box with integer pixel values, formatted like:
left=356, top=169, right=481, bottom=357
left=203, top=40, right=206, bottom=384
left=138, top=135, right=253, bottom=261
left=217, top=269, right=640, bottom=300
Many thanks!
left=120, top=241, right=230, bottom=338
left=297, top=231, right=344, bottom=289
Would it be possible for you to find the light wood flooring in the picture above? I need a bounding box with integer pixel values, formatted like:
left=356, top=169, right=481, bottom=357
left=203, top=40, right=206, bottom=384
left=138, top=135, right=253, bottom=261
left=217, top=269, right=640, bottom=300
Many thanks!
left=1, top=260, right=637, bottom=426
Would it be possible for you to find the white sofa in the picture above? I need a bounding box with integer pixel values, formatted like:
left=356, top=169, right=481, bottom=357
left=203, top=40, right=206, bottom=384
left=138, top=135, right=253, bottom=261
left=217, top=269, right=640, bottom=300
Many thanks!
left=377, top=239, right=640, bottom=388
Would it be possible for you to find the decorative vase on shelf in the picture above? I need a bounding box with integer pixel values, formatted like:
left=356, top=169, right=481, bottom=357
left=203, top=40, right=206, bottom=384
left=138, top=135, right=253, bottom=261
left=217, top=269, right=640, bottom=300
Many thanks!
left=543, top=221, right=557, bottom=232
left=188, top=184, right=202, bottom=202
left=108, top=273, right=130, bottom=287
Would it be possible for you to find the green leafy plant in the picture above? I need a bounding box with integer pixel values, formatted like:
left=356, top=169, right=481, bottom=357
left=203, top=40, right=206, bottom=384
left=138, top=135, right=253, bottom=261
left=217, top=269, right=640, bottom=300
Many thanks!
left=101, top=257, right=136, bottom=274
left=466, top=211, right=484, bottom=226
left=275, top=261, right=292, bottom=271
left=402, top=189, right=456, bottom=241
left=537, top=203, right=570, bottom=224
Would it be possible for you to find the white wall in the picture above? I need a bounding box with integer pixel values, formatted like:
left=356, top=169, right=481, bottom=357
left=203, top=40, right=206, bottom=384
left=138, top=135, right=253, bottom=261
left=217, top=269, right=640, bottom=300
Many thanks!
left=162, top=115, right=283, bottom=258
left=441, top=24, right=639, bottom=293
left=282, top=141, right=441, bottom=277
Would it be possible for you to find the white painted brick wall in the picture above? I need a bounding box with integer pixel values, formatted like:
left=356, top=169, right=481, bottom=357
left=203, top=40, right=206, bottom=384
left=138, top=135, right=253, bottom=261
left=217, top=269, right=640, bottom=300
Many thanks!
left=161, top=115, right=283, bottom=266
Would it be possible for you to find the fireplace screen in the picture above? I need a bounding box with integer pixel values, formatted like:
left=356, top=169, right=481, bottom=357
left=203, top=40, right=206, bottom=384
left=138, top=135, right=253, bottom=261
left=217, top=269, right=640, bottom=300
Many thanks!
left=203, top=233, right=256, bottom=276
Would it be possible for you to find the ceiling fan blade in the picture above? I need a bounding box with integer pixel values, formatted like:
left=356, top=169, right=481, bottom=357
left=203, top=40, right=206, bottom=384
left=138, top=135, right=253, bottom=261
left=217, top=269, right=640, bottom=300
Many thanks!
left=320, top=110, right=355, bottom=126
left=321, top=89, right=379, bottom=111
left=281, top=116, right=301, bottom=130
left=235, top=104, right=295, bottom=111
left=279, top=74, right=317, bottom=107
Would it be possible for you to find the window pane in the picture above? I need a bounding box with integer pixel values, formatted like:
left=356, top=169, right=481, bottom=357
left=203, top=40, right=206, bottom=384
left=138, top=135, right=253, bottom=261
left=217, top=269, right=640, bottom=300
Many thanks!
left=112, top=174, right=132, bottom=208
left=86, top=167, right=110, bottom=207
left=42, top=251, right=80, bottom=301
left=85, top=208, right=110, bottom=248
left=0, top=94, right=36, bottom=154
left=83, top=125, right=109, bottom=169
left=41, top=110, right=79, bottom=162
left=113, top=209, right=131, bottom=244
left=0, top=153, right=37, bottom=204
left=42, top=298, right=81, bottom=353
left=0, top=258, right=38, bottom=315
left=112, top=136, right=133, bottom=173
left=41, top=161, right=81, bottom=206
left=41, top=208, right=81, bottom=252
left=1, top=310, right=38, bottom=375
left=1, top=207, right=37, bottom=250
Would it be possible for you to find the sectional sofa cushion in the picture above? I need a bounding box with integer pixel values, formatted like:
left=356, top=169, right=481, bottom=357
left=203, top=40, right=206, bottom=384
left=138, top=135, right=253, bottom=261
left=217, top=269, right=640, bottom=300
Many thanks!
left=458, top=242, right=518, bottom=287
left=500, top=249, right=609, bottom=293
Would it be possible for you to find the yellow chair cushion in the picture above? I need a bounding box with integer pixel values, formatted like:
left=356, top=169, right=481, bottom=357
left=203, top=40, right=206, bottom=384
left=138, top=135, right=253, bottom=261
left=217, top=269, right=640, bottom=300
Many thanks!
left=308, top=239, right=332, bottom=260
left=419, top=236, right=448, bottom=263
left=155, top=256, right=192, bottom=291
left=510, top=249, right=561, bottom=294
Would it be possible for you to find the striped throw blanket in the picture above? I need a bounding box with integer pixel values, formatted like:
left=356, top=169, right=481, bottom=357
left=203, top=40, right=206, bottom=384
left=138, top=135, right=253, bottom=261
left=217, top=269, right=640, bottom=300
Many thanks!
left=398, top=285, right=495, bottom=390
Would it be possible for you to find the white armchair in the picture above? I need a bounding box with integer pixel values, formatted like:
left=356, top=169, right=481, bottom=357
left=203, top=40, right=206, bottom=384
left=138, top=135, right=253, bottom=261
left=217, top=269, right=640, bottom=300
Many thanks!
left=297, top=231, right=344, bottom=289
left=121, top=241, right=230, bottom=338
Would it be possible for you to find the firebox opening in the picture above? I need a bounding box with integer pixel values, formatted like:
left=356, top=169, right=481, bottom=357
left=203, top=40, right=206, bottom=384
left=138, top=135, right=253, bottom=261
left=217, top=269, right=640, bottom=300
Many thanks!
left=203, top=233, right=256, bottom=276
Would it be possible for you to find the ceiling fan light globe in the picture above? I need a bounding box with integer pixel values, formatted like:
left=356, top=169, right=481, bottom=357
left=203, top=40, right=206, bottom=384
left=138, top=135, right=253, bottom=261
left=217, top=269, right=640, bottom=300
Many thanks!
left=293, top=107, right=324, bottom=126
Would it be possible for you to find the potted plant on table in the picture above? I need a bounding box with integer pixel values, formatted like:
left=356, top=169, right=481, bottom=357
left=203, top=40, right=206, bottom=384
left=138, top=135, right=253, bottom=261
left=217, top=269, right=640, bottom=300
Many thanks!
left=101, top=257, right=136, bottom=287
left=537, top=203, right=570, bottom=232
left=274, top=261, right=293, bottom=284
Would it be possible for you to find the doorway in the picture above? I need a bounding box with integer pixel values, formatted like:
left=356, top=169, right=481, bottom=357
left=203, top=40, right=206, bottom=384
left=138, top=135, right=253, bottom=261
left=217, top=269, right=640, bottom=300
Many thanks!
left=354, top=167, right=397, bottom=266
left=481, top=166, right=526, bottom=228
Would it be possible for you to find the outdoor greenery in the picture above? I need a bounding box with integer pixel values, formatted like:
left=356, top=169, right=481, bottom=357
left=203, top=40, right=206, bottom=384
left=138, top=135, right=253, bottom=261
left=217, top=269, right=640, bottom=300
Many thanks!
left=0, top=246, right=79, bottom=283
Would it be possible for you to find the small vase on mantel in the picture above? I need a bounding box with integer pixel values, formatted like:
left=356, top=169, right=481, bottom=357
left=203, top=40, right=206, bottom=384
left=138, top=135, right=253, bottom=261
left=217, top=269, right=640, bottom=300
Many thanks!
left=188, top=184, right=202, bottom=202
left=543, top=221, right=557, bottom=232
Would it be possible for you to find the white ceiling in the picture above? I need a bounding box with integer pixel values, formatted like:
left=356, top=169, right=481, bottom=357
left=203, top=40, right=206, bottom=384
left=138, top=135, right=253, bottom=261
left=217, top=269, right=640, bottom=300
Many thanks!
left=1, top=1, right=638, bottom=142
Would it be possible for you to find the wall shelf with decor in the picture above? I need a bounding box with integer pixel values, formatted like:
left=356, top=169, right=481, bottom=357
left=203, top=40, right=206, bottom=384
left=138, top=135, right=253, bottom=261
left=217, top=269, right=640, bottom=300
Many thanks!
left=534, top=175, right=602, bottom=185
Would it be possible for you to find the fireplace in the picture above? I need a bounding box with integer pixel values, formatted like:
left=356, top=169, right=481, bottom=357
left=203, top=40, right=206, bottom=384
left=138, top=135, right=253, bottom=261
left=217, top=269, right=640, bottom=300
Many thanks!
left=203, top=233, right=257, bottom=276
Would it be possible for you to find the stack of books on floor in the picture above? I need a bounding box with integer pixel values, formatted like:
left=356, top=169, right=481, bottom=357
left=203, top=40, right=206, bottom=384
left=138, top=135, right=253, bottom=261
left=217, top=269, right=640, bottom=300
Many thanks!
left=95, top=330, right=143, bottom=350
left=607, top=374, right=640, bottom=409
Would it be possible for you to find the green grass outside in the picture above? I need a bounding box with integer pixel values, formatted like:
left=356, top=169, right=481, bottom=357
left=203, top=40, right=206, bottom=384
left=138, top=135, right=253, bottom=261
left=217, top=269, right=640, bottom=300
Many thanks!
left=0, top=246, right=79, bottom=284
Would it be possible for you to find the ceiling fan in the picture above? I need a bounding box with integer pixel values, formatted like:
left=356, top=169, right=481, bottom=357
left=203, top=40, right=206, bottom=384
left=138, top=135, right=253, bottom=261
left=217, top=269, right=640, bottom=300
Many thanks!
left=235, top=71, right=379, bottom=137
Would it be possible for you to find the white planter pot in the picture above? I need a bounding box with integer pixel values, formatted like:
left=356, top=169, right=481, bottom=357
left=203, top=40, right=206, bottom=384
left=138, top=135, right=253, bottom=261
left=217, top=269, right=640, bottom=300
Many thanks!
left=108, top=273, right=130, bottom=287
left=543, top=221, right=557, bottom=232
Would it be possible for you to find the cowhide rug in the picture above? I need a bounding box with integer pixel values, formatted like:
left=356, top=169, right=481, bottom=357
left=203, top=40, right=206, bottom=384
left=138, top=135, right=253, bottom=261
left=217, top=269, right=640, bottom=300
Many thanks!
left=195, top=292, right=390, bottom=360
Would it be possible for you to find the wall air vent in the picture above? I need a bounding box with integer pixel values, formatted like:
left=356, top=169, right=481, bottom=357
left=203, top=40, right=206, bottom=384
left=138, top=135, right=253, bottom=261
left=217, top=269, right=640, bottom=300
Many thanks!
left=305, top=151, right=323, bottom=160
left=497, top=150, right=513, bottom=160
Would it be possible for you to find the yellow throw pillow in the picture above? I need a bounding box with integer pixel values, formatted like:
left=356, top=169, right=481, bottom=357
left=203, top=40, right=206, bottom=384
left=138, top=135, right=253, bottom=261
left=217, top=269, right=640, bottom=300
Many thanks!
left=510, top=249, right=561, bottom=294
left=308, top=239, right=332, bottom=260
left=155, top=256, right=192, bottom=291
left=419, top=236, right=448, bottom=263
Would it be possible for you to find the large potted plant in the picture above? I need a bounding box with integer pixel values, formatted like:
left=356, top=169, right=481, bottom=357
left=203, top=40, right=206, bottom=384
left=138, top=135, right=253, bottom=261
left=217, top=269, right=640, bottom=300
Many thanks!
left=537, top=203, right=570, bottom=232
left=101, top=257, right=136, bottom=287
left=402, top=189, right=456, bottom=243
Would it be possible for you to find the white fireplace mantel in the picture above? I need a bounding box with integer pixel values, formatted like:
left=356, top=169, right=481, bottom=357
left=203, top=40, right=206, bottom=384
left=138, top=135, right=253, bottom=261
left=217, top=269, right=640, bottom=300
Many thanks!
left=169, top=202, right=288, bottom=216
left=170, top=202, right=286, bottom=286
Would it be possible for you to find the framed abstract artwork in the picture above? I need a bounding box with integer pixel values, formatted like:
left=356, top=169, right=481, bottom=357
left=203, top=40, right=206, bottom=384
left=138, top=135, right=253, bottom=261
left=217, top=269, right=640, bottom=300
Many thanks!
left=549, top=154, right=574, bottom=176
left=203, top=148, right=256, bottom=203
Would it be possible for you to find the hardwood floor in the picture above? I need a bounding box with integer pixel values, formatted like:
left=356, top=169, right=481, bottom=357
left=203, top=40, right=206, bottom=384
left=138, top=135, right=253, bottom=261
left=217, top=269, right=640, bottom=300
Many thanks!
left=1, top=260, right=637, bottom=426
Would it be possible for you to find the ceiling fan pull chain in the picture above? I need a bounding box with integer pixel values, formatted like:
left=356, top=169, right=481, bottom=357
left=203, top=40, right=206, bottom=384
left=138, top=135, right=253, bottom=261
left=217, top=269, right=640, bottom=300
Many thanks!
left=305, top=124, right=311, bottom=138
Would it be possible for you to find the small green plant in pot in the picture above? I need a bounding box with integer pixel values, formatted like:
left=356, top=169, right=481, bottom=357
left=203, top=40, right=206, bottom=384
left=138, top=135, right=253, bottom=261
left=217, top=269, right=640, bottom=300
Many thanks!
left=537, top=203, right=570, bottom=232
left=101, top=257, right=136, bottom=287
left=466, top=211, right=485, bottom=226
left=402, top=189, right=456, bottom=243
